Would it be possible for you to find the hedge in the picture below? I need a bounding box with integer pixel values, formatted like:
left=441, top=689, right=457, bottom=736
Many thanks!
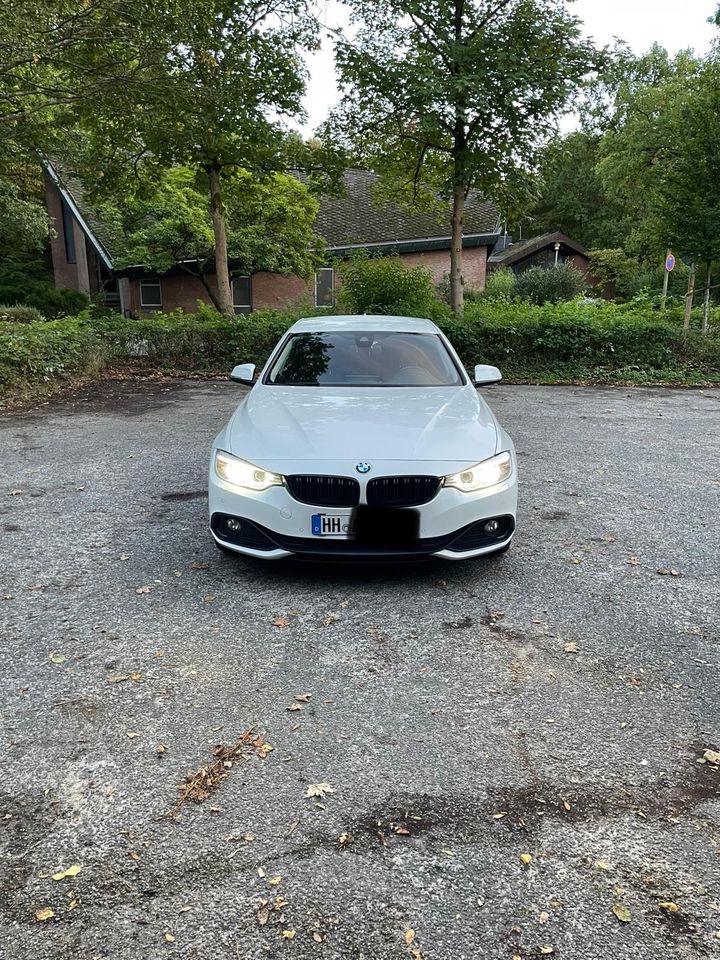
left=1, top=300, right=719, bottom=399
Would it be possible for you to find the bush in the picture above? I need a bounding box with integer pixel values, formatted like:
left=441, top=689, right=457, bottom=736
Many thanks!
left=515, top=264, right=586, bottom=304
left=338, top=255, right=449, bottom=320
left=0, top=258, right=89, bottom=318
left=0, top=304, right=44, bottom=324
left=439, top=299, right=720, bottom=378
left=2, top=299, right=720, bottom=400
left=587, top=248, right=642, bottom=299
left=0, top=317, right=106, bottom=393
left=466, top=267, right=517, bottom=302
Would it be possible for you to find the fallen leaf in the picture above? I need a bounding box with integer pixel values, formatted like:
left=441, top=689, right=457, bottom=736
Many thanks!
left=135, top=586, right=152, bottom=594
left=305, top=782, right=334, bottom=799
left=321, top=612, right=339, bottom=626
left=626, top=556, right=640, bottom=566
left=271, top=616, right=290, bottom=628
left=338, top=832, right=352, bottom=846
left=312, top=931, right=324, bottom=942
left=612, top=904, right=632, bottom=923
left=126, top=731, right=140, bottom=739
left=256, top=742, right=273, bottom=759
left=538, top=911, right=550, bottom=924
left=268, top=875, right=282, bottom=886
left=281, top=930, right=295, bottom=939
left=492, top=811, right=507, bottom=820
left=562, top=799, right=572, bottom=812
left=703, top=748, right=720, bottom=765
left=405, top=929, right=416, bottom=945
left=35, top=907, right=55, bottom=921
left=295, top=693, right=312, bottom=702
left=164, top=932, right=175, bottom=942
left=539, top=948, right=554, bottom=956
left=178, top=906, right=191, bottom=913
left=394, top=826, right=411, bottom=835
left=286, top=703, right=302, bottom=712
left=658, top=901, right=680, bottom=913
left=190, top=562, right=209, bottom=570
left=156, top=743, right=167, bottom=754
left=52, top=864, right=81, bottom=881
left=49, top=651, right=65, bottom=665
left=520, top=853, right=533, bottom=865
left=563, top=642, right=578, bottom=653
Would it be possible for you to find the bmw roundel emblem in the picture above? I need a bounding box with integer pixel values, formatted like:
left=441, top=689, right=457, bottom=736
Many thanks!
left=355, top=462, right=372, bottom=474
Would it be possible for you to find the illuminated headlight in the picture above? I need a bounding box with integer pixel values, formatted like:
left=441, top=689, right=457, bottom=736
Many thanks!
left=214, top=450, right=283, bottom=491
left=444, top=451, right=513, bottom=493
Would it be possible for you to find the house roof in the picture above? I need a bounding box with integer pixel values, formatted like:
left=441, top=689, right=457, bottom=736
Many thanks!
left=43, top=160, right=114, bottom=269
left=488, top=231, right=588, bottom=267
left=44, top=162, right=501, bottom=269
left=316, top=170, right=500, bottom=252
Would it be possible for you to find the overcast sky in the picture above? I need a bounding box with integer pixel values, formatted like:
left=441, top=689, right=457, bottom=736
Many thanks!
left=299, top=0, right=718, bottom=133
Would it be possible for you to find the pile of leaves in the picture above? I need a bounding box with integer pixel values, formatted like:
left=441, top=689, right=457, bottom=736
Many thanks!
left=166, top=730, right=271, bottom=818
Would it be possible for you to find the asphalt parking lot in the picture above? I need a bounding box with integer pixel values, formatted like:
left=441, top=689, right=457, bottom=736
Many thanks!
left=1, top=379, right=719, bottom=960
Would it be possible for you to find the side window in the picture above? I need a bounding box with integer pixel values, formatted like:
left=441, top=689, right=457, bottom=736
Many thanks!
left=315, top=267, right=335, bottom=308
left=139, top=279, right=162, bottom=310
left=61, top=199, right=76, bottom=264
left=233, top=276, right=252, bottom=315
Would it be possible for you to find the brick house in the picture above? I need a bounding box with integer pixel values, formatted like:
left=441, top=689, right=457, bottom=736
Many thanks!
left=43, top=164, right=501, bottom=315
left=488, top=231, right=591, bottom=277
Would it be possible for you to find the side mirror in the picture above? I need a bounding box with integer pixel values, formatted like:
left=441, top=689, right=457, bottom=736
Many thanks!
left=474, top=364, right=502, bottom=386
left=230, top=363, right=256, bottom=385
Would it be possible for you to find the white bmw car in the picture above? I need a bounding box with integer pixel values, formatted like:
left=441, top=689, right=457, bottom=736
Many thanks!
left=208, top=316, right=517, bottom=560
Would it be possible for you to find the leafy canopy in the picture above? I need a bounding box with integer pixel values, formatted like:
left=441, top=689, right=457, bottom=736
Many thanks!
left=96, top=166, right=322, bottom=278
left=327, top=0, right=599, bottom=202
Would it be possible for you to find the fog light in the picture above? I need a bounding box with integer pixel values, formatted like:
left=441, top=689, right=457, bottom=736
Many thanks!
left=483, top=519, right=500, bottom=535
left=226, top=518, right=242, bottom=533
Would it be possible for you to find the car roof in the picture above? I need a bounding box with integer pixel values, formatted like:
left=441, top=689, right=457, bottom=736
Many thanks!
left=288, top=315, right=442, bottom=334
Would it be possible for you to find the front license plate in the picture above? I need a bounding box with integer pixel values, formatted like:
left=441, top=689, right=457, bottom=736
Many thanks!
left=311, top=513, right=355, bottom=537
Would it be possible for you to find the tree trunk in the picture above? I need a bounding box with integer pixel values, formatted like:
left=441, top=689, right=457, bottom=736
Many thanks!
left=449, top=182, right=465, bottom=317
left=703, top=260, right=712, bottom=334
left=683, top=266, right=695, bottom=330
left=207, top=164, right=234, bottom=317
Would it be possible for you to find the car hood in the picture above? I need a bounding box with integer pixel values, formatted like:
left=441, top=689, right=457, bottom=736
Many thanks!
left=225, top=385, right=498, bottom=464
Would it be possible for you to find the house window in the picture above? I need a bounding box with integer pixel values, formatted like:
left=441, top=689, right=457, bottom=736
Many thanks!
left=61, top=199, right=76, bottom=264
left=315, top=268, right=335, bottom=308
left=233, top=276, right=252, bottom=315
left=140, top=279, right=163, bottom=309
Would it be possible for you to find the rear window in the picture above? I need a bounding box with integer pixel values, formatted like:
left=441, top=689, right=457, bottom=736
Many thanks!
left=266, top=331, right=463, bottom=387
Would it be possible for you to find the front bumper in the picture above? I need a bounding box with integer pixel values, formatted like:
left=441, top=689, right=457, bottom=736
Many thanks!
left=208, top=458, right=517, bottom=561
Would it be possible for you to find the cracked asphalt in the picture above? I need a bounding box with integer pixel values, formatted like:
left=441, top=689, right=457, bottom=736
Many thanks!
left=1, top=378, right=719, bottom=960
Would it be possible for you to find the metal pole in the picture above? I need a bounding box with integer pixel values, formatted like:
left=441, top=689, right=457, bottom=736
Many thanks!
left=661, top=249, right=671, bottom=309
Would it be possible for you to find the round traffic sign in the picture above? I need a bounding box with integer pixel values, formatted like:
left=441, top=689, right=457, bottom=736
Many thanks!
left=665, top=253, right=676, bottom=272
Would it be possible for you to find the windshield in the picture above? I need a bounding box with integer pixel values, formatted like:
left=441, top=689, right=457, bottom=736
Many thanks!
left=266, top=331, right=463, bottom=387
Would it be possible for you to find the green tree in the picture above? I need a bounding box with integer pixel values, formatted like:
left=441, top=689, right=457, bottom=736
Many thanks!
left=526, top=132, right=626, bottom=248
left=95, top=166, right=322, bottom=310
left=1, top=1, right=339, bottom=316
left=326, top=0, right=597, bottom=315
left=69, top=0, right=325, bottom=315
left=596, top=49, right=701, bottom=260
left=654, top=60, right=720, bottom=330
